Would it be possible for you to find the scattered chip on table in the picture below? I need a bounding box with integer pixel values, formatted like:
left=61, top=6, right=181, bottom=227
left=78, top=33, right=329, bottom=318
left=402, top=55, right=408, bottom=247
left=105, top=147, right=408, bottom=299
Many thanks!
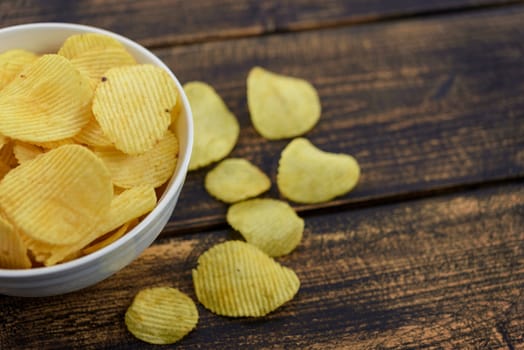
left=205, top=158, right=270, bottom=203
left=277, top=137, right=360, bottom=204
left=193, top=240, right=300, bottom=317
left=247, top=66, right=321, bottom=140
left=125, top=287, right=198, bottom=345
left=227, top=198, right=303, bottom=257
left=92, top=64, right=178, bottom=155
left=184, top=81, right=239, bottom=170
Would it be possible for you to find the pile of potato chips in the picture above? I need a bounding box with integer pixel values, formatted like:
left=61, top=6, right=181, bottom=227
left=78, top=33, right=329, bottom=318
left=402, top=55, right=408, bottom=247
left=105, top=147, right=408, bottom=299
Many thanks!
left=0, top=33, right=181, bottom=269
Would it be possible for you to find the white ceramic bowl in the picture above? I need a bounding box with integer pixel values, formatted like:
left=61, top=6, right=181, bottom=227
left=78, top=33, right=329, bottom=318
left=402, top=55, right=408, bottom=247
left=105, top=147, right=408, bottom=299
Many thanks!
left=0, top=23, right=193, bottom=297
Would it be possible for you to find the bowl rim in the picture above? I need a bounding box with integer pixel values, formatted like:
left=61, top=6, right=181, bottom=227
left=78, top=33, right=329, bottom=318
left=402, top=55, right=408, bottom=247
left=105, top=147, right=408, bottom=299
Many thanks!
left=0, top=22, right=193, bottom=278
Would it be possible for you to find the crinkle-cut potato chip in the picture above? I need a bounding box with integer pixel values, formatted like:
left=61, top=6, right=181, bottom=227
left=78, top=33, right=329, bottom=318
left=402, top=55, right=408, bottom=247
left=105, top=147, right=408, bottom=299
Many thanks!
left=0, top=215, right=31, bottom=269
left=31, top=138, right=75, bottom=149
left=0, top=49, right=37, bottom=90
left=13, top=141, right=44, bottom=164
left=82, top=218, right=138, bottom=255
left=0, top=54, right=92, bottom=142
left=184, top=82, right=239, bottom=170
left=0, top=134, right=6, bottom=150
left=58, top=33, right=126, bottom=59
left=205, top=158, right=271, bottom=203
left=0, top=160, right=10, bottom=180
left=0, top=144, right=113, bottom=246
left=94, top=131, right=178, bottom=189
left=70, top=47, right=136, bottom=82
left=277, top=138, right=360, bottom=204
left=74, top=115, right=113, bottom=147
left=227, top=199, right=303, bottom=257
left=0, top=140, right=17, bottom=167
left=126, top=287, right=198, bottom=345
left=247, top=66, right=321, bottom=140
left=92, top=64, right=178, bottom=155
left=193, top=241, right=300, bottom=317
left=40, top=185, right=157, bottom=266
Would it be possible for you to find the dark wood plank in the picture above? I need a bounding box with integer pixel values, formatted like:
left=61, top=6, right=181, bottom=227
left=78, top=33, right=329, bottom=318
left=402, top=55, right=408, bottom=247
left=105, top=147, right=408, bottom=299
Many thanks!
left=0, top=0, right=520, bottom=47
left=160, top=5, right=524, bottom=233
left=1, top=183, right=522, bottom=349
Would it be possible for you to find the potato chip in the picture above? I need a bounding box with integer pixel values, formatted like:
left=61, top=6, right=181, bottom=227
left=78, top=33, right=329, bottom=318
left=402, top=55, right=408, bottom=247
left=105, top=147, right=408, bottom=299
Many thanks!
left=74, top=115, right=113, bottom=147
left=193, top=241, right=300, bottom=317
left=0, top=144, right=113, bottom=246
left=0, top=160, right=10, bottom=181
left=70, top=47, right=136, bottom=82
left=0, top=54, right=92, bottom=142
left=31, top=138, right=75, bottom=149
left=184, top=82, right=239, bottom=170
left=227, top=199, right=303, bottom=257
left=94, top=131, right=178, bottom=188
left=41, top=185, right=156, bottom=266
left=126, top=287, right=198, bottom=345
left=205, top=158, right=270, bottom=203
left=58, top=33, right=126, bottom=59
left=0, top=140, right=17, bottom=167
left=277, top=138, right=360, bottom=204
left=82, top=219, right=138, bottom=255
left=92, top=64, right=178, bottom=155
left=0, top=49, right=37, bottom=90
left=247, top=66, right=321, bottom=140
left=0, top=215, right=31, bottom=269
left=12, top=141, right=44, bottom=164
left=0, top=134, right=6, bottom=150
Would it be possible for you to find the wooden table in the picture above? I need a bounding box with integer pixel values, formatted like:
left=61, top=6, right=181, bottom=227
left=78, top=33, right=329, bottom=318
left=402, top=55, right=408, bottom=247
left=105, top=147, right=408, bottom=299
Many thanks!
left=1, top=1, right=523, bottom=348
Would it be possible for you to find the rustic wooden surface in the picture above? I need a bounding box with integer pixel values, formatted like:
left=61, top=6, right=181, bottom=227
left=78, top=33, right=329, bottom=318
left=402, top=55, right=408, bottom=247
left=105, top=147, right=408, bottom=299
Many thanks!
left=1, top=0, right=523, bottom=349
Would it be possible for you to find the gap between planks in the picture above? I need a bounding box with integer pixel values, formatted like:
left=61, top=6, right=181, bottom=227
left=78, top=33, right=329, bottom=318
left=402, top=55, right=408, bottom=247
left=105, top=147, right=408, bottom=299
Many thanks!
left=144, top=1, right=524, bottom=50
left=159, top=176, right=524, bottom=239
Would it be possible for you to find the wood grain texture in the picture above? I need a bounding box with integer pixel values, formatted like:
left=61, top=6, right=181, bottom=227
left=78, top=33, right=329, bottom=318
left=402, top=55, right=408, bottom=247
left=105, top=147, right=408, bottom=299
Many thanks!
left=1, top=184, right=522, bottom=349
left=159, top=5, right=524, bottom=233
left=0, top=0, right=520, bottom=47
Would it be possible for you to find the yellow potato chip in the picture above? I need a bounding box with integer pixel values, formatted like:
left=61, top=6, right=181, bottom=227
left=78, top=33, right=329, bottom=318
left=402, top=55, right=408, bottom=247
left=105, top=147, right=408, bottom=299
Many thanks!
left=126, top=287, right=198, bottom=345
left=0, top=215, right=31, bottom=269
left=82, top=218, right=138, bottom=255
left=0, top=49, right=37, bottom=90
left=92, top=64, right=178, bottom=155
left=205, top=158, right=270, bottom=203
left=0, top=134, right=6, bottom=150
left=192, top=241, right=300, bottom=317
left=42, top=185, right=157, bottom=266
left=0, top=144, right=113, bottom=246
left=70, top=47, right=136, bottom=82
left=184, top=82, right=239, bottom=170
left=0, top=160, right=10, bottom=181
left=58, top=33, right=126, bottom=59
left=227, top=199, right=303, bottom=257
left=94, top=131, right=178, bottom=188
left=277, top=138, right=360, bottom=204
left=247, top=66, right=321, bottom=140
left=31, top=138, right=75, bottom=150
left=12, top=141, right=44, bottom=164
left=0, top=54, right=92, bottom=142
left=0, top=140, right=17, bottom=167
left=74, top=115, right=113, bottom=147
